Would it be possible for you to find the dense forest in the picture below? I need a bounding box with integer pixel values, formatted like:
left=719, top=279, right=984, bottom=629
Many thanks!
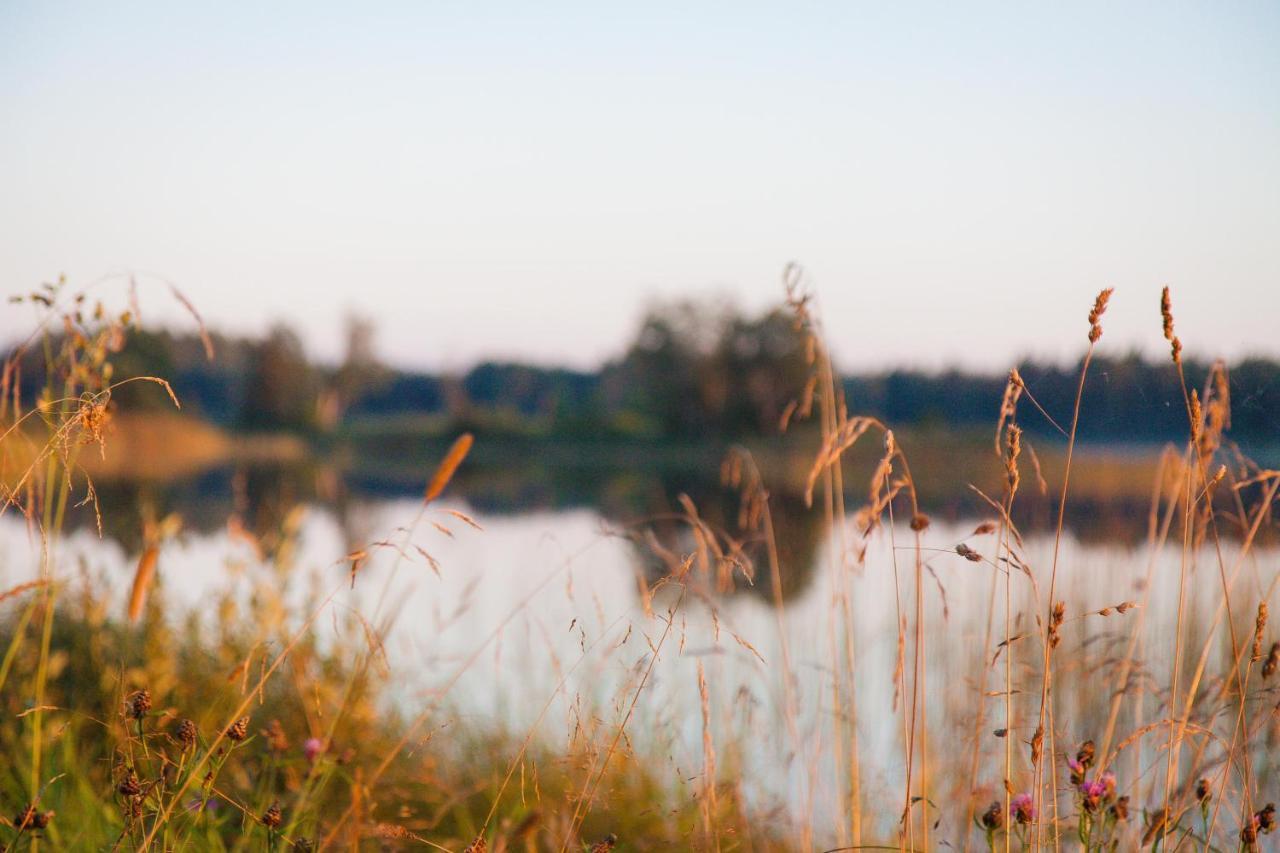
left=10, top=300, right=1280, bottom=447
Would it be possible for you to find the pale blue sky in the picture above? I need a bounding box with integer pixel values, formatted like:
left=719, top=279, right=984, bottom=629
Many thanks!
left=2, top=2, right=1278, bottom=371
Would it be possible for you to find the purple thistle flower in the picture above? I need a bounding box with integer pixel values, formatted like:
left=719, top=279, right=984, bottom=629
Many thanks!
left=1079, top=778, right=1104, bottom=812
left=1100, top=771, right=1117, bottom=799
left=1011, top=792, right=1035, bottom=824
left=1079, top=773, right=1117, bottom=814
left=303, top=737, right=324, bottom=763
left=1079, top=778, right=1108, bottom=798
left=1067, top=756, right=1086, bottom=784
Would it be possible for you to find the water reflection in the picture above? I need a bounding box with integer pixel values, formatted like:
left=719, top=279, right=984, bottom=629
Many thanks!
left=71, top=448, right=1176, bottom=593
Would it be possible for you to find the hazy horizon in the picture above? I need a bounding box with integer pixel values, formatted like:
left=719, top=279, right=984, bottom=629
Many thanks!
left=4, top=2, right=1278, bottom=373
left=10, top=280, right=1280, bottom=380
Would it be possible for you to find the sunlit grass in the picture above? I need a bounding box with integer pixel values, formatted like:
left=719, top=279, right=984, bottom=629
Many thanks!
left=2, top=273, right=1278, bottom=851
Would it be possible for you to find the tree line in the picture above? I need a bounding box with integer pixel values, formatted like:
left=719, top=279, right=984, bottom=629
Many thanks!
left=12, top=301, right=1279, bottom=446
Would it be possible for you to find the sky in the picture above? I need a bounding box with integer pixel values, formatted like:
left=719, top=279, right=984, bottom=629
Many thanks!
left=2, top=2, right=1278, bottom=373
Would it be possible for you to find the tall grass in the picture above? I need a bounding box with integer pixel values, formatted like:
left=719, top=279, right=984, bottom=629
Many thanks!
left=2, top=273, right=1278, bottom=851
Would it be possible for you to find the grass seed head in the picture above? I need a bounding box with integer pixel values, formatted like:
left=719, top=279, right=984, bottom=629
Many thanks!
left=1161, top=287, right=1183, bottom=363
left=425, top=432, right=474, bottom=503
left=1254, top=602, right=1269, bottom=662
left=1006, top=425, right=1023, bottom=492
left=1088, top=288, right=1113, bottom=343
left=1048, top=601, right=1066, bottom=649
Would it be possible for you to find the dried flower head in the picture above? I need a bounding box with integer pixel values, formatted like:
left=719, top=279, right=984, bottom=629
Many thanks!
left=589, top=835, right=619, bottom=853
left=261, top=801, right=283, bottom=829
left=262, top=719, right=289, bottom=753
left=175, top=718, right=198, bottom=751
left=462, top=836, right=487, bottom=853
left=1110, top=795, right=1130, bottom=820
left=226, top=716, right=250, bottom=742
left=981, top=800, right=1004, bottom=829
left=909, top=513, right=930, bottom=532
left=12, top=804, right=53, bottom=831
left=118, top=767, right=142, bottom=797
left=1076, top=739, right=1095, bottom=770
left=955, top=543, right=983, bottom=562
left=125, top=796, right=143, bottom=820
left=1259, top=803, right=1277, bottom=834
left=1196, top=777, right=1211, bottom=803
left=1265, top=643, right=1279, bottom=680
left=125, top=689, right=152, bottom=720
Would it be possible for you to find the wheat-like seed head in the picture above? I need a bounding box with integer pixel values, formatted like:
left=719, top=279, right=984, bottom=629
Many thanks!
left=1088, top=288, right=1114, bottom=343
left=1161, top=286, right=1183, bottom=363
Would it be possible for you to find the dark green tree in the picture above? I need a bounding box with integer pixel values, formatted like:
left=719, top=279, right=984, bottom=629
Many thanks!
left=239, top=324, right=318, bottom=431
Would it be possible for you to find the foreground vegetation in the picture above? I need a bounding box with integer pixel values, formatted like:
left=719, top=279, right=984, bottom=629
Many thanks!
left=2, top=272, right=1279, bottom=850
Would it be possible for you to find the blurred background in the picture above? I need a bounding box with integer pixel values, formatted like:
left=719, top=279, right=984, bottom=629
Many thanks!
left=2, top=1, right=1278, bottom=552
left=2, top=3, right=1279, bottom=844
